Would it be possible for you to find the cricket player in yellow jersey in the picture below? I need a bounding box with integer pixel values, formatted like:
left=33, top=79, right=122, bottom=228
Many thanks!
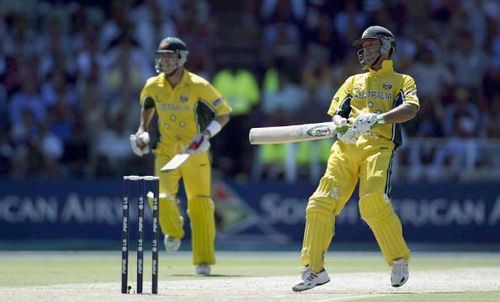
left=130, top=37, right=232, bottom=276
left=292, top=26, right=419, bottom=291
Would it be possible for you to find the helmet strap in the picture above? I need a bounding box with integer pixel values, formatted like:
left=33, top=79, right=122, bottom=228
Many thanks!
left=370, top=53, right=383, bottom=69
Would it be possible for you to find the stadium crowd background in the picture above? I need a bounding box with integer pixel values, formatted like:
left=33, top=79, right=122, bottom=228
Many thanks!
left=0, top=0, right=498, bottom=183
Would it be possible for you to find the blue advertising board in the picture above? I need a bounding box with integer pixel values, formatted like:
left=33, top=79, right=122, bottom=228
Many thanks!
left=0, top=179, right=499, bottom=248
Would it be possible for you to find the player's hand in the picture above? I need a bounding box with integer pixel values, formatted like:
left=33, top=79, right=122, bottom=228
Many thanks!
left=185, top=131, right=210, bottom=154
left=354, top=113, right=384, bottom=134
left=130, top=132, right=151, bottom=156
left=337, top=127, right=359, bottom=144
left=333, top=117, right=347, bottom=127
left=333, top=117, right=349, bottom=135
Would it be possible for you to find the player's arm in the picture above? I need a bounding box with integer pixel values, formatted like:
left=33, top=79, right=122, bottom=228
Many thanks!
left=355, top=103, right=418, bottom=134
left=328, top=77, right=359, bottom=143
left=130, top=96, right=156, bottom=156
left=205, top=113, right=230, bottom=137
left=356, top=75, right=420, bottom=132
left=328, top=76, right=354, bottom=124
left=186, top=80, right=232, bottom=153
left=379, top=102, right=418, bottom=124
left=138, top=97, right=156, bottom=133
left=380, top=75, right=419, bottom=124
left=186, top=113, right=230, bottom=154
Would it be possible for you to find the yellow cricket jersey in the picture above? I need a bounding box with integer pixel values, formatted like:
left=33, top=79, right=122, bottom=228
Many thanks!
left=140, top=70, right=232, bottom=154
left=328, top=60, right=419, bottom=146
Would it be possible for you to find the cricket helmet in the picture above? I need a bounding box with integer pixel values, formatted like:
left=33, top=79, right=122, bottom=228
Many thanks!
left=353, top=25, right=395, bottom=54
left=155, top=37, right=189, bottom=74
left=353, top=26, right=395, bottom=70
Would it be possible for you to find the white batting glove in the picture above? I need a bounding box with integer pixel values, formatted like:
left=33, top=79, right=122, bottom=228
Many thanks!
left=185, top=132, right=210, bottom=154
left=333, top=117, right=348, bottom=128
left=354, top=113, right=384, bottom=135
left=337, top=127, right=359, bottom=144
left=130, top=132, right=150, bottom=156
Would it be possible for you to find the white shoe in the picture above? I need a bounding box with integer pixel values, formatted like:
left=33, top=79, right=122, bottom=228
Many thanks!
left=391, top=258, right=409, bottom=287
left=292, top=267, right=330, bottom=292
left=195, top=263, right=211, bottom=276
left=164, top=235, right=181, bottom=253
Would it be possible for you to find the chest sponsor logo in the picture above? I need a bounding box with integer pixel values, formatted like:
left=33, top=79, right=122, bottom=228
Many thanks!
left=354, top=90, right=393, bottom=100
left=180, top=95, right=189, bottom=102
left=383, top=82, right=392, bottom=90
left=159, top=103, right=190, bottom=112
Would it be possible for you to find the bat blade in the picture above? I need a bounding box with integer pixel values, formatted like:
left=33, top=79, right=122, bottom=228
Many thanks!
left=160, top=153, right=190, bottom=171
left=249, top=122, right=343, bottom=145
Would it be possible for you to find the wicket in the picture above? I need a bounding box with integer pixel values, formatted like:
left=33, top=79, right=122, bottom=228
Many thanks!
left=121, top=175, right=160, bottom=294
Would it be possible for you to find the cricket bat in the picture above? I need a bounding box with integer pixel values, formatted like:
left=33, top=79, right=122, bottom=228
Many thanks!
left=249, top=122, right=348, bottom=145
left=160, top=153, right=190, bottom=171
left=160, top=133, right=210, bottom=171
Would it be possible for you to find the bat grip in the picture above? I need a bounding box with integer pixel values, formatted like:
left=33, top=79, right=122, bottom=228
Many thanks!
left=188, top=140, right=201, bottom=150
left=187, top=133, right=208, bottom=151
left=336, top=125, right=349, bottom=135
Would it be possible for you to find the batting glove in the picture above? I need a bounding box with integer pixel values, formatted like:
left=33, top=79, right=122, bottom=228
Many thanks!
left=337, top=127, right=359, bottom=144
left=186, top=131, right=210, bottom=154
left=130, top=132, right=151, bottom=156
left=354, top=113, right=384, bottom=134
left=333, top=117, right=348, bottom=128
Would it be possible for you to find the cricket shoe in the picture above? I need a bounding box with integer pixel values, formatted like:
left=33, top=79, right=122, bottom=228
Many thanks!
left=391, top=258, right=409, bottom=287
left=195, top=263, right=211, bottom=276
left=292, top=266, right=330, bottom=292
left=164, top=235, right=181, bottom=253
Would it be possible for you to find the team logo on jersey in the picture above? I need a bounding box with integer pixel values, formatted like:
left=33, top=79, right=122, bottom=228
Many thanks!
left=180, top=95, right=189, bottom=102
left=383, top=82, right=392, bottom=90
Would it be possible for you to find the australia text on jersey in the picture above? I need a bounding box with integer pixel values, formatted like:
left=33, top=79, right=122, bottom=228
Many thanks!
left=354, top=90, right=393, bottom=100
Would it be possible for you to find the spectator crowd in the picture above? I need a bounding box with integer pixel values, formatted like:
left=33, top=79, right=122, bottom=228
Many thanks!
left=0, top=0, right=498, bottom=183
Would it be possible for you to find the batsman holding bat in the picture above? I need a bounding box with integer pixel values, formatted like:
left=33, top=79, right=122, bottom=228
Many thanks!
left=292, top=25, right=419, bottom=291
left=130, top=37, right=231, bottom=275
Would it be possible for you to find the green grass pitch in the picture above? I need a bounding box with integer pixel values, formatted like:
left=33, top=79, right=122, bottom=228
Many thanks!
left=1, top=250, right=499, bottom=302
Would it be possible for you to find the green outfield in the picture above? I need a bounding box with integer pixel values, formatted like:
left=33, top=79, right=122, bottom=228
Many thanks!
left=1, top=251, right=499, bottom=302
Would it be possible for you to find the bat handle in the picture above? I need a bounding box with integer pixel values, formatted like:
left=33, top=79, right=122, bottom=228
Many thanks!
left=336, top=125, right=349, bottom=135
left=187, top=136, right=202, bottom=150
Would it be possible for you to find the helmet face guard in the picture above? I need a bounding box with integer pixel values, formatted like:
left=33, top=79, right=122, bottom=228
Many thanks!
left=154, top=37, right=189, bottom=75
left=356, top=44, right=383, bottom=70
left=353, top=26, right=395, bottom=70
left=154, top=50, right=188, bottom=74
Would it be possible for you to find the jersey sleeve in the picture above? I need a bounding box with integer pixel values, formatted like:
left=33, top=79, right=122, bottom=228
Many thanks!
left=327, top=76, right=354, bottom=117
left=140, top=78, right=155, bottom=106
left=401, top=75, right=419, bottom=108
left=200, top=82, right=232, bottom=116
